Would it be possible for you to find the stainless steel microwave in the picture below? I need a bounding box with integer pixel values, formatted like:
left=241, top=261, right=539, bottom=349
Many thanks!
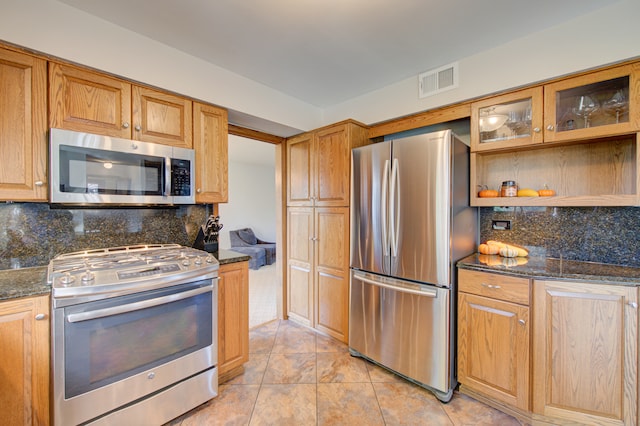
left=50, top=128, right=195, bottom=206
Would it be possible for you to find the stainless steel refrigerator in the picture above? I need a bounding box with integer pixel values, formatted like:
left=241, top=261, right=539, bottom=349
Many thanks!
left=349, top=129, right=477, bottom=402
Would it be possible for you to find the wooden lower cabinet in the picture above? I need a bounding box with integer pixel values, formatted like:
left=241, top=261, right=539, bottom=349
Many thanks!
left=532, top=280, right=638, bottom=425
left=0, top=295, right=50, bottom=426
left=286, top=206, right=350, bottom=342
left=217, top=261, right=249, bottom=383
left=457, top=269, right=531, bottom=411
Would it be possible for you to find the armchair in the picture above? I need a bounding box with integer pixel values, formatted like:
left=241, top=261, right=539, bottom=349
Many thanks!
left=229, top=228, right=276, bottom=269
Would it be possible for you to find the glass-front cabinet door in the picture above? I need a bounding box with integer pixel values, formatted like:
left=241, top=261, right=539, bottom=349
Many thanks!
left=543, top=64, right=640, bottom=143
left=471, top=87, right=543, bottom=152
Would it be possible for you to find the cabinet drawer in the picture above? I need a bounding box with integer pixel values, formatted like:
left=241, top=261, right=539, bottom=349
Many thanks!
left=458, top=269, right=530, bottom=305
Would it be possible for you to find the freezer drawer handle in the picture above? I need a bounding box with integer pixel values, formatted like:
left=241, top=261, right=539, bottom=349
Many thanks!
left=66, top=282, right=215, bottom=323
left=354, top=273, right=437, bottom=298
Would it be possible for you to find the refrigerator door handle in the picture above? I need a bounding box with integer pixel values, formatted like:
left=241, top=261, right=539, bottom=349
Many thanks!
left=389, top=158, right=400, bottom=257
left=353, top=272, right=438, bottom=298
left=381, top=159, right=390, bottom=267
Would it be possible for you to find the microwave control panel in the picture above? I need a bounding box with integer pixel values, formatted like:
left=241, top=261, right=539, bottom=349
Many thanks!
left=171, top=159, right=192, bottom=196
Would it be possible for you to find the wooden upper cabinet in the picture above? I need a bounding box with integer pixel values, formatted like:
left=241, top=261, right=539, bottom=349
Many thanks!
left=50, top=62, right=193, bottom=148
left=0, top=48, right=48, bottom=201
left=286, top=132, right=313, bottom=206
left=132, top=86, right=192, bottom=148
left=544, top=63, right=640, bottom=143
left=193, top=102, right=228, bottom=203
left=471, top=87, right=544, bottom=152
left=286, top=121, right=368, bottom=207
left=49, top=62, right=132, bottom=138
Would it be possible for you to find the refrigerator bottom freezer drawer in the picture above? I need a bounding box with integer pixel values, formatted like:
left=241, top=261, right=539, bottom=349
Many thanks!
left=348, top=270, right=452, bottom=401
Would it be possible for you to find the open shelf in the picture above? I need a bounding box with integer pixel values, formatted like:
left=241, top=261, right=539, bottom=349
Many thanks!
left=471, top=134, right=639, bottom=207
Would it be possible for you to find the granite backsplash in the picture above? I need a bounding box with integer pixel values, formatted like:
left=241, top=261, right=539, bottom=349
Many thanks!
left=0, top=203, right=211, bottom=270
left=481, top=206, right=640, bottom=268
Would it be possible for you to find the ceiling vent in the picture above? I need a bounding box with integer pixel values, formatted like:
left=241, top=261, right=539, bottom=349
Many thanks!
left=418, top=62, right=459, bottom=98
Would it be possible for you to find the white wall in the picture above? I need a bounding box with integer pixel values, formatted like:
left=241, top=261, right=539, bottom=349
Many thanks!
left=324, top=0, right=640, bottom=127
left=218, top=154, right=276, bottom=250
left=0, top=0, right=322, bottom=133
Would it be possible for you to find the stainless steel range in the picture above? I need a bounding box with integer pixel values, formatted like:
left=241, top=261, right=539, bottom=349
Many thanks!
left=49, top=244, right=219, bottom=426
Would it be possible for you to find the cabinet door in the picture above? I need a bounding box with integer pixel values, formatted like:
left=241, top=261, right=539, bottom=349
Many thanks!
left=286, top=132, right=313, bottom=206
left=471, top=87, right=544, bottom=152
left=0, top=295, right=50, bottom=426
left=132, top=86, right=193, bottom=148
left=0, top=48, right=47, bottom=201
left=218, top=261, right=249, bottom=379
left=314, top=207, right=350, bottom=343
left=193, top=102, right=228, bottom=203
left=286, top=207, right=314, bottom=326
left=544, top=64, right=640, bottom=143
left=49, top=62, right=132, bottom=138
left=314, top=125, right=351, bottom=207
left=533, top=280, right=638, bottom=425
left=458, top=292, right=530, bottom=410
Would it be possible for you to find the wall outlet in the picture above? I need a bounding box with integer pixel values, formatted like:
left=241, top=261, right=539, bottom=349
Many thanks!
left=492, top=220, right=511, bottom=230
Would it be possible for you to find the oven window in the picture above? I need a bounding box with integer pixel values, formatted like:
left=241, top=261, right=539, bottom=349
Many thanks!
left=59, top=145, right=164, bottom=195
left=63, top=282, right=213, bottom=398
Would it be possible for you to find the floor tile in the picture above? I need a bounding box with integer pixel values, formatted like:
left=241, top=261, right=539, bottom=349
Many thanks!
left=226, top=353, right=269, bottom=385
left=364, top=359, right=405, bottom=383
left=317, top=382, right=384, bottom=426
left=442, top=391, right=523, bottom=426
left=316, top=351, right=370, bottom=383
left=374, top=381, right=453, bottom=425
left=316, top=333, right=349, bottom=353
left=263, top=353, right=317, bottom=384
left=271, top=327, right=316, bottom=353
left=249, top=383, right=316, bottom=426
left=248, top=326, right=277, bottom=354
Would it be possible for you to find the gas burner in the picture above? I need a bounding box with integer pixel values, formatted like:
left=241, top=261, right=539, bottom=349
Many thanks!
left=48, top=244, right=219, bottom=304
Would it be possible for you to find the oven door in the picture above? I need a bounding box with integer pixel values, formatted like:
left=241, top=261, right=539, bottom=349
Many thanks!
left=52, top=279, right=217, bottom=426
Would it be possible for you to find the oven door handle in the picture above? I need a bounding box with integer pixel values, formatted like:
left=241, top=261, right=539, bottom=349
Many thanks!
left=66, top=283, right=214, bottom=323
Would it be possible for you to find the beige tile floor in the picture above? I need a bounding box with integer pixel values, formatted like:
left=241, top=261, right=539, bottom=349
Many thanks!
left=169, top=320, right=524, bottom=425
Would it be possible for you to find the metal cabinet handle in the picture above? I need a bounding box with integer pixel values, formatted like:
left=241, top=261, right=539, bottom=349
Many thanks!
left=122, top=122, right=130, bottom=129
left=629, top=302, right=639, bottom=309
left=35, top=313, right=46, bottom=321
left=134, top=125, right=142, bottom=131
left=546, top=124, right=554, bottom=131
left=196, top=188, right=202, bottom=193
left=518, top=319, right=526, bottom=325
left=34, top=181, right=44, bottom=186
left=481, top=283, right=501, bottom=289
left=533, top=127, right=541, bottom=133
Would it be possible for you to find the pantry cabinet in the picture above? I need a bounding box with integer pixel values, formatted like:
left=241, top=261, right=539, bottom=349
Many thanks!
left=0, top=295, right=50, bottom=426
left=457, top=269, right=531, bottom=411
left=286, top=121, right=368, bottom=207
left=285, top=120, right=368, bottom=343
left=217, top=261, right=249, bottom=383
left=286, top=206, right=350, bottom=342
left=193, top=102, right=228, bottom=203
left=532, top=280, right=638, bottom=426
left=49, top=62, right=193, bottom=148
left=470, top=63, right=640, bottom=207
left=0, top=48, right=48, bottom=202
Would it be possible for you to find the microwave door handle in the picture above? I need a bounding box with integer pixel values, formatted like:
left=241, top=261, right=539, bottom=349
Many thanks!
left=66, top=283, right=215, bottom=323
left=164, top=157, right=171, bottom=197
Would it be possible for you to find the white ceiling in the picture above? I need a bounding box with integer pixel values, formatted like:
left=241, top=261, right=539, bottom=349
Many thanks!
left=56, top=0, right=615, bottom=109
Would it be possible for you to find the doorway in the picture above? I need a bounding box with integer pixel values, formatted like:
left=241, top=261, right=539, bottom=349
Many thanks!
left=218, top=135, right=278, bottom=328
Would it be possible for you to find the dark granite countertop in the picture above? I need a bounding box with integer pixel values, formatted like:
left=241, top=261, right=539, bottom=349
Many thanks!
left=458, top=253, right=640, bottom=286
left=216, top=249, right=251, bottom=265
left=0, top=266, right=50, bottom=302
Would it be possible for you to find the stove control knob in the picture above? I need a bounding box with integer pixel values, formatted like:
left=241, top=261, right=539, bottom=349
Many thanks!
left=194, top=256, right=202, bottom=265
left=206, top=256, right=214, bottom=263
left=182, top=258, right=190, bottom=266
left=81, top=270, right=95, bottom=283
left=59, top=273, right=76, bottom=286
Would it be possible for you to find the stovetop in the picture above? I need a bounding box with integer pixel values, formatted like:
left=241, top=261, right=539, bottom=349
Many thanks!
left=48, top=244, right=219, bottom=302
